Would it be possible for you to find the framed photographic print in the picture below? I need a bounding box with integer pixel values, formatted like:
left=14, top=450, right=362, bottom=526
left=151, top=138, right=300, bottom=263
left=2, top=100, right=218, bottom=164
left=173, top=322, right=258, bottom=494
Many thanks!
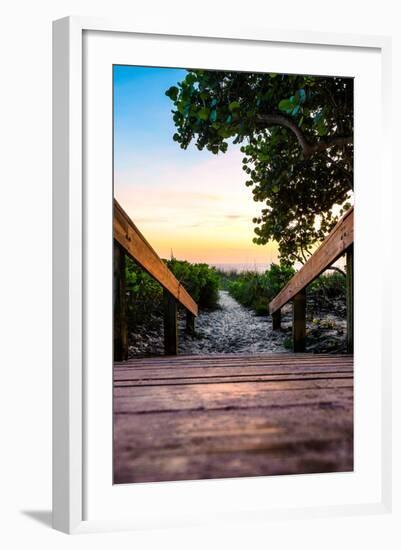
left=52, top=17, right=392, bottom=533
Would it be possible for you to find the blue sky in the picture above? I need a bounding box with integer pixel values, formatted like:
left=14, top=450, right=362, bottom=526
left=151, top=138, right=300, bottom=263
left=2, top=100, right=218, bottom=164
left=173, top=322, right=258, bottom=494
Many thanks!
left=113, top=65, right=278, bottom=265
left=114, top=65, right=210, bottom=174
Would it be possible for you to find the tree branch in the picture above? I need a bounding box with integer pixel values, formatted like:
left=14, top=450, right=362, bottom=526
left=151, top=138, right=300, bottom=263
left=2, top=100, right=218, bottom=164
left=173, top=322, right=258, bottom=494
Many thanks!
left=325, top=266, right=346, bottom=277
left=307, top=136, right=353, bottom=156
left=258, top=114, right=310, bottom=154
left=257, top=114, right=353, bottom=158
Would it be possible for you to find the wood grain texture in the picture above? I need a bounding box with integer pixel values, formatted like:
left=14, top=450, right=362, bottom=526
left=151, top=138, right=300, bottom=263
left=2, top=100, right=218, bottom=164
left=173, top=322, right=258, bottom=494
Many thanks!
left=113, top=199, right=198, bottom=316
left=114, top=353, right=353, bottom=483
left=272, top=309, right=281, bottom=330
left=269, top=207, right=353, bottom=314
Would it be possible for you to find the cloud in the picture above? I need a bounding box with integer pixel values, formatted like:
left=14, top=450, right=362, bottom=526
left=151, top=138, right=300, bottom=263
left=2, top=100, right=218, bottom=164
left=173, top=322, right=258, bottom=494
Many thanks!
left=114, top=146, right=279, bottom=264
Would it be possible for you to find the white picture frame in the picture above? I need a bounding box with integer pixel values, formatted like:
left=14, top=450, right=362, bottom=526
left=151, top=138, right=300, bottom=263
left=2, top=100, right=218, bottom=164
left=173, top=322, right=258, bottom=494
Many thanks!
left=52, top=16, right=392, bottom=534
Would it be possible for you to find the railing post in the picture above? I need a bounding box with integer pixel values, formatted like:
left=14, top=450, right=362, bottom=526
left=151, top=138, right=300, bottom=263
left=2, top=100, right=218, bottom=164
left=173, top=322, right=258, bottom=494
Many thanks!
left=163, top=289, right=178, bottom=355
left=272, top=309, right=281, bottom=330
left=186, top=310, right=196, bottom=335
left=293, top=289, right=306, bottom=352
left=346, top=245, right=354, bottom=353
left=113, top=243, right=128, bottom=361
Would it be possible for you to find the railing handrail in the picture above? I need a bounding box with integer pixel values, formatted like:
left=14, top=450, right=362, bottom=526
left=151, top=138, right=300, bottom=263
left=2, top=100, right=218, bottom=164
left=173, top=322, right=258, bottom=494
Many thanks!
left=113, top=199, right=198, bottom=316
left=269, top=207, right=354, bottom=315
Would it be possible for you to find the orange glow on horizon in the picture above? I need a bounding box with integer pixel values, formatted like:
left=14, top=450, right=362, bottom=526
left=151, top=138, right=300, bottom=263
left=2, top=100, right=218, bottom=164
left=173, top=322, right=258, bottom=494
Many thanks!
left=115, top=149, right=279, bottom=267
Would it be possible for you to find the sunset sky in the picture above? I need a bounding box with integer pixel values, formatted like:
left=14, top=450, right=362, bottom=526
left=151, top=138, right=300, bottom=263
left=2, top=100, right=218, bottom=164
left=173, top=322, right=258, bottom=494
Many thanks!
left=113, top=65, right=279, bottom=267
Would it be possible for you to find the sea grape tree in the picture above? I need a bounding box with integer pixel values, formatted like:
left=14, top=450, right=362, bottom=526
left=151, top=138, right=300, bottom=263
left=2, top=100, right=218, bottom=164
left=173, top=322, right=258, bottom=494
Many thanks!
left=165, top=70, right=353, bottom=266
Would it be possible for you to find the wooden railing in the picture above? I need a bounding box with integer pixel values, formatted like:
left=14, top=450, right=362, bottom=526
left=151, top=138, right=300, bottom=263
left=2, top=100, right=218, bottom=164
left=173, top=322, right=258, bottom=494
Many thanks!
left=113, top=199, right=198, bottom=360
left=269, top=207, right=354, bottom=353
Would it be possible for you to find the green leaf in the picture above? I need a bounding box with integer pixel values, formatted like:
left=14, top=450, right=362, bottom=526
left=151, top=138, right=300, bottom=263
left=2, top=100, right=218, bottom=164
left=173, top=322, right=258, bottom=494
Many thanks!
left=198, top=107, right=210, bottom=121
left=218, top=127, right=232, bottom=138
left=210, top=109, right=217, bottom=122
left=314, top=110, right=323, bottom=123
left=296, top=88, right=306, bottom=104
left=278, top=99, right=293, bottom=113
left=229, top=101, right=240, bottom=111
left=185, top=73, right=197, bottom=85
left=165, top=86, right=179, bottom=100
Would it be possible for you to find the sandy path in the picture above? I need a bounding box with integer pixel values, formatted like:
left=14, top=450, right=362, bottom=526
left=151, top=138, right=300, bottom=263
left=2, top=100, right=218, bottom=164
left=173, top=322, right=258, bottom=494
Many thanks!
left=178, top=290, right=287, bottom=354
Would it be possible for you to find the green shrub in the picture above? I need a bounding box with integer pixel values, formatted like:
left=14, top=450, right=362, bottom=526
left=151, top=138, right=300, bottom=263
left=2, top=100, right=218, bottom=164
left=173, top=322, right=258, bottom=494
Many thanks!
left=307, top=271, right=346, bottom=314
left=283, top=336, right=293, bottom=350
left=263, top=263, right=295, bottom=301
left=226, top=263, right=346, bottom=317
left=227, top=263, right=295, bottom=315
left=215, top=269, right=241, bottom=290
left=125, top=257, right=163, bottom=329
left=167, top=258, right=219, bottom=309
left=124, top=256, right=220, bottom=333
left=253, top=299, right=269, bottom=316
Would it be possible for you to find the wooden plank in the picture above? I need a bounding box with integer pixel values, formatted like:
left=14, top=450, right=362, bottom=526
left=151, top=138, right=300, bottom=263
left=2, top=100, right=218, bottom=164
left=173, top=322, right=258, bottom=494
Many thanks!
left=269, top=207, right=353, bottom=314
left=114, top=355, right=354, bottom=371
left=186, top=310, right=196, bottom=335
left=115, top=373, right=352, bottom=386
left=114, top=352, right=353, bottom=364
left=113, top=243, right=128, bottom=361
left=114, top=403, right=353, bottom=483
left=346, top=245, right=354, bottom=353
left=114, top=199, right=198, bottom=316
left=272, top=309, right=281, bottom=330
left=114, top=365, right=352, bottom=383
left=163, top=289, right=178, bottom=355
left=114, top=362, right=352, bottom=376
left=115, top=369, right=353, bottom=383
left=114, top=356, right=353, bottom=378
left=114, top=379, right=353, bottom=414
left=293, top=290, right=306, bottom=352
left=114, top=363, right=353, bottom=381
left=115, top=373, right=352, bottom=387
left=113, top=353, right=353, bottom=483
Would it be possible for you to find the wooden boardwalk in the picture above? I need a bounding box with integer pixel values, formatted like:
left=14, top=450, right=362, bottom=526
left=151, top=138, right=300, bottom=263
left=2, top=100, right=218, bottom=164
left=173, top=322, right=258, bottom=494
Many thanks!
left=114, top=353, right=353, bottom=483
